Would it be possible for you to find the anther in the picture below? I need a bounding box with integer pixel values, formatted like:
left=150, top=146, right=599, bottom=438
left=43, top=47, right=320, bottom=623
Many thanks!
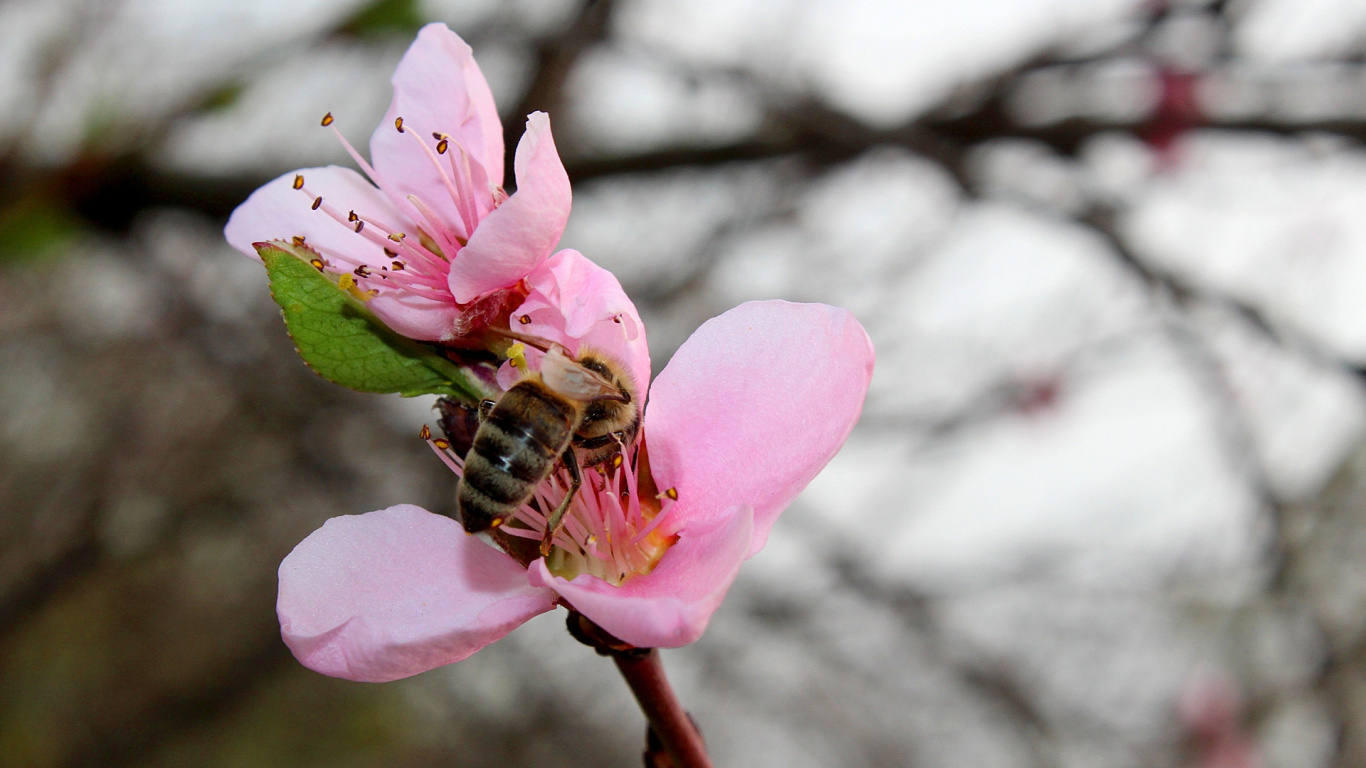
left=419, top=424, right=431, bottom=440
left=311, top=196, right=322, bottom=210
left=432, top=132, right=448, bottom=140
left=433, top=438, right=450, bottom=450
left=436, top=139, right=449, bottom=154
left=613, top=314, right=623, bottom=323
left=664, top=487, right=678, bottom=501
left=292, top=174, right=304, bottom=190
left=612, top=454, right=624, bottom=469
left=353, top=265, right=371, bottom=278
left=391, top=261, right=405, bottom=271
left=519, top=315, right=532, bottom=325
left=291, top=235, right=306, bottom=246
left=383, top=248, right=398, bottom=257
left=348, top=210, right=358, bottom=222
left=489, top=517, right=503, bottom=528
left=309, top=258, right=325, bottom=271
left=388, top=232, right=406, bottom=242
left=354, top=220, right=365, bottom=233
left=509, top=343, right=529, bottom=374
left=394, top=116, right=405, bottom=133
left=321, top=112, right=334, bottom=127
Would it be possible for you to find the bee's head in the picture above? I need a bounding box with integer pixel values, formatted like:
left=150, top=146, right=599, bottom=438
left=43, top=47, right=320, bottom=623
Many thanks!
left=574, top=352, right=641, bottom=461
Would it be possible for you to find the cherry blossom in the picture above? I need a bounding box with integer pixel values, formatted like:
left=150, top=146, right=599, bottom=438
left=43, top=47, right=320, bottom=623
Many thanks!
left=224, top=23, right=571, bottom=342
left=276, top=251, right=874, bottom=681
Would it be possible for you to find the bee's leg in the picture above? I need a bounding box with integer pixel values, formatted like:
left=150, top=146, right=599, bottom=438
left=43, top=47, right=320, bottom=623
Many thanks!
left=477, top=399, right=496, bottom=422
left=542, top=448, right=582, bottom=557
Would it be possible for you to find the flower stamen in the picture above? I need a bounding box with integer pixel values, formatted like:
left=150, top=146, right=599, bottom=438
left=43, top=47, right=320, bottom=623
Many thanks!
left=398, top=119, right=474, bottom=239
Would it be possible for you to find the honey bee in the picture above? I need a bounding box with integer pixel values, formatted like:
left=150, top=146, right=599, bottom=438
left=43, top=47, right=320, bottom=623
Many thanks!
left=457, top=340, right=640, bottom=555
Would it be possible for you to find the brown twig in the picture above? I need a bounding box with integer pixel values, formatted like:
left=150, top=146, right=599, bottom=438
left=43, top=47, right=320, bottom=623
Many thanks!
left=566, top=612, right=713, bottom=768
left=612, top=650, right=713, bottom=768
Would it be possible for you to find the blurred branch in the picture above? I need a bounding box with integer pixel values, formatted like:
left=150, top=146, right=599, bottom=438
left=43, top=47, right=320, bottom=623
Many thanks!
left=60, top=640, right=295, bottom=768
left=504, top=0, right=618, bottom=189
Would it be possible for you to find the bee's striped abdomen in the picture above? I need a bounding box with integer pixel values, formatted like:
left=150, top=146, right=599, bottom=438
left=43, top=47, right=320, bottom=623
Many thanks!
left=456, top=381, right=579, bottom=533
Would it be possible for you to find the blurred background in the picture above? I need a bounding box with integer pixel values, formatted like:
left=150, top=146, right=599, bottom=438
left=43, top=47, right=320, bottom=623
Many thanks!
left=4, top=0, right=1366, bottom=765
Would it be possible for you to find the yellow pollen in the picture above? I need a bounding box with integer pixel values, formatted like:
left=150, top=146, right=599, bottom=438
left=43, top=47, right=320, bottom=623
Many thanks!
left=433, top=438, right=450, bottom=450
left=436, top=139, right=449, bottom=154
left=518, top=315, right=531, bottom=325
left=337, top=273, right=356, bottom=291
left=664, top=487, right=678, bottom=501
left=394, top=116, right=405, bottom=133
left=612, top=454, right=623, bottom=468
left=508, top=343, right=528, bottom=374
left=419, top=424, right=431, bottom=440
left=321, top=112, right=334, bottom=127
left=388, top=232, right=405, bottom=242
left=489, top=518, right=503, bottom=528
left=292, top=174, right=304, bottom=190
left=309, top=258, right=325, bottom=271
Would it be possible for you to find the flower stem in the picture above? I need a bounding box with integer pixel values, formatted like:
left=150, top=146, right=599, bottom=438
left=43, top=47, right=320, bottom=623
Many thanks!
left=564, top=611, right=713, bottom=768
left=612, top=649, right=713, bottom=768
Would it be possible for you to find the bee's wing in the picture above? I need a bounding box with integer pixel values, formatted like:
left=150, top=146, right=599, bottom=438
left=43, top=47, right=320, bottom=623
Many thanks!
left=541, top=346, right=628, bottom=402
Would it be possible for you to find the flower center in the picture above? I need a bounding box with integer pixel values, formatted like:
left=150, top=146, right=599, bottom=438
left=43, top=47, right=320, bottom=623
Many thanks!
left=425, top=431, right=677, bottom=585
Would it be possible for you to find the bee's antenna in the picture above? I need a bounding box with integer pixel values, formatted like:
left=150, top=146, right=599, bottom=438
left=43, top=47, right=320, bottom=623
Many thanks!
left=487, top=326, right=556, bottom=352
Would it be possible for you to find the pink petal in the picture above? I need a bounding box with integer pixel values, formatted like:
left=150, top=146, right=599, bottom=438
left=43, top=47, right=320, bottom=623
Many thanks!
left=370, top=24, right=505, bottom=234
left=277, top=504, right=555, bottom=682
left=528, top=505, right=753, bottom=648
left=366, top=292, right=460, bottom=343
left=508, top=250, right=652, bottom=402
left=448, top=112, right=571, bottom=303
left=643, top=301, right=874, bottom=555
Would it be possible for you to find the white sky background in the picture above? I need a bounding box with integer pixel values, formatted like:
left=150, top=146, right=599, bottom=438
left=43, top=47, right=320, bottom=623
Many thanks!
left=8, top=0, right=1366, bottom=766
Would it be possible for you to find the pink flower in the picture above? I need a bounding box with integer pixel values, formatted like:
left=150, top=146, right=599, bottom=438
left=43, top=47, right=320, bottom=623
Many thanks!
left=1181, top=677, right=1264, bottom=768
left=224, top=23, right=571, bottom=342
left=276, top=252, right=874, bottom=682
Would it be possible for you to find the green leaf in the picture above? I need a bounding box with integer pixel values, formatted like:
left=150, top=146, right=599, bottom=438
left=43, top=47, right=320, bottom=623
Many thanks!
left=340, top=0, right=423, bottom=38
left=258, top=241, right=483, bottom=401
left=0, top=194, right=81, bottom=264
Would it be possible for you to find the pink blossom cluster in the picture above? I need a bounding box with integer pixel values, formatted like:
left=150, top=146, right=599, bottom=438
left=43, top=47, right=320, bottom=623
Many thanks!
left=226, top=23, right=874, bottom=682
